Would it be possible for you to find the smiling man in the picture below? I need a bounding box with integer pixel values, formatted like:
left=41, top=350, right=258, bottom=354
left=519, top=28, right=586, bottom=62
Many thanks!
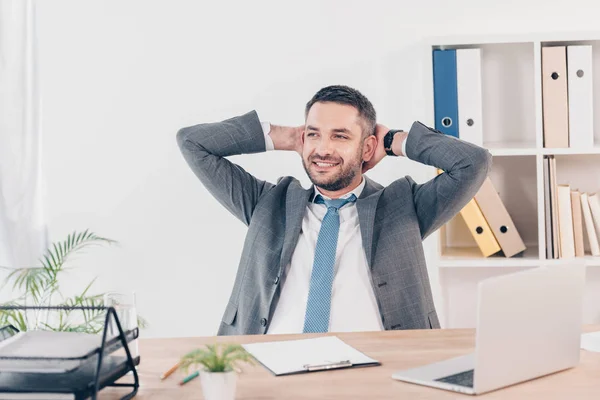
left=177, top=85, right=492, bottom=336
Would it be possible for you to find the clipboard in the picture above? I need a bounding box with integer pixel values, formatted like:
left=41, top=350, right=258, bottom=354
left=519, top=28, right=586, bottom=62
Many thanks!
left=241, top=336, right=380, bottom=376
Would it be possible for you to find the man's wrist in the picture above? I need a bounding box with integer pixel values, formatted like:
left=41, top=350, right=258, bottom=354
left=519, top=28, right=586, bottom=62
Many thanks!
left=261, top=121, right=274, bottom=151
left=270, top=125, right=301, bottom=152
left=391, top=131, right=408, bottom=157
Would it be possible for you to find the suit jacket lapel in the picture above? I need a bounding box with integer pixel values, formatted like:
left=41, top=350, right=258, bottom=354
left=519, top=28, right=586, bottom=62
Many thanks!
left=279, top=182, right=312, bottom=273
left=279, top=176, right=382, bottom=272
left=356, top=176, right=383, bottom=269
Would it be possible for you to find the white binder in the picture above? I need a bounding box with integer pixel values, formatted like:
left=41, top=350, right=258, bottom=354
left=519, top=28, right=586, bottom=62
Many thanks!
left=456, top=48, right=483, bottom=147
left=588, top=193, right=600, bottom=240
left=557, top=184, right=575, bottom=258
left=567, top=45, right=594, bottom=149
left=580, top=193, right=600, bottom=256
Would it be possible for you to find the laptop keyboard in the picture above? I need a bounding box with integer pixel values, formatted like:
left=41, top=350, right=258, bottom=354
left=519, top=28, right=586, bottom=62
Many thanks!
left=434, top=369, right=474, bottom=388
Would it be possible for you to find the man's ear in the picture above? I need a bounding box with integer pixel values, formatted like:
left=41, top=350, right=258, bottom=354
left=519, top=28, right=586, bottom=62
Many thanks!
left=362, top=134, right=377, bottom=162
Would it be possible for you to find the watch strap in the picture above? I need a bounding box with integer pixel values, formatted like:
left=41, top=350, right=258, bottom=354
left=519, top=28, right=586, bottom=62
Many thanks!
left=384, top=129, right=403, bottom=156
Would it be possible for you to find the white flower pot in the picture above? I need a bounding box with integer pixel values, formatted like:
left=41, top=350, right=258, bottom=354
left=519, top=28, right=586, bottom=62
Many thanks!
left=199, top=370, right=237, bottom=400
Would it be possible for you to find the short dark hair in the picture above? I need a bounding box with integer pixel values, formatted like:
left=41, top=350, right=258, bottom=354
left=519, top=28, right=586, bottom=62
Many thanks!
left=305, top=85, right=376, bottom=137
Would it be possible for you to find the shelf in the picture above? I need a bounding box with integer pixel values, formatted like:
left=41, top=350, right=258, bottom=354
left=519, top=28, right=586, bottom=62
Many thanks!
left=484, top=141, right=538, bottom=156
left=539, top=40, right=600, bottom=152
left=480, top=43, right=537, bottom=148
left=544, top=256, right=600, bottom=267
left=585, top=257, right=600, bottom=267
left=541, top=147, right=600, bottom=155
left=426, top=31, right=600, bottom=47
left=439, top=246, right=540, bottom=268
left=483, top=145, right=600, bottom=156
left=427, top=32, right=600, bottom=328
left=439, top=156, right=538, bottom=264
left=439, top=247, right=600, bottom=268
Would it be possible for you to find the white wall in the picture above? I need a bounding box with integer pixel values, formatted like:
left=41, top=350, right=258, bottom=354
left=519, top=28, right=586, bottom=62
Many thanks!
left=36, top=0, right=600, bottom=338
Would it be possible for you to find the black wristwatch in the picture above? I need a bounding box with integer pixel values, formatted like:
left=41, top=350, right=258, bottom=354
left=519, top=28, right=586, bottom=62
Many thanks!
left=383, top=129, right=404, bottom=156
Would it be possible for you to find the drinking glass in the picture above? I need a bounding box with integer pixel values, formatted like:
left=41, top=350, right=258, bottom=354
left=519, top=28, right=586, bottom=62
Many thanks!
left=103, top=291, right=139, bottom=362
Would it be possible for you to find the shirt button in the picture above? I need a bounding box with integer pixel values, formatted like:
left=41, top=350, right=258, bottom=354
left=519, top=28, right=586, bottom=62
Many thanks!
left=260, top=318, right=267, bottom=327
left=274, top=276, right=280, bottom=284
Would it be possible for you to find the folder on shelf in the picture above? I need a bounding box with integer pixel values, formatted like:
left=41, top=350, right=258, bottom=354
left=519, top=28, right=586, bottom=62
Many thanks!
left=458, top=198, right=502, bottom=257
left=567, top=45, right=594, bottom=149
left=542, top=46, right=569, bottom=148
left=581, top=192, right=600, bottom=256
left=557, top=184, right=575, bottom=258
left=549, top=156, right=561, bottom=258
left=456, top=48, right=483, bottom=146
left=433, top=49, right=459, bottom=138
left=588, top=193, right=600, bottom=240
left=241, top=336, right=380, bottom=376
left=474, top=177, right=526, bottom=258
left=570, top=190, right=585, bottom=257
left=436, top=169, right=500, bottom=258
left=543, top=157, right=555, bottom=259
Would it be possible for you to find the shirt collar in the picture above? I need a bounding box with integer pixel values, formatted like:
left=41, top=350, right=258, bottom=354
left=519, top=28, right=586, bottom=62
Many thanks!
left=312, top=177, right=365, bottom=203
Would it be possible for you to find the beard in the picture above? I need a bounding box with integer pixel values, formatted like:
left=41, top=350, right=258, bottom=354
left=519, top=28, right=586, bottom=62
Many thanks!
left=302, top=146, right=363, bottom=192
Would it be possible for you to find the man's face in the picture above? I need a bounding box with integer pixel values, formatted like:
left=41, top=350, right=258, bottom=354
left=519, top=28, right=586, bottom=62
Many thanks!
left=302, top=102, right=369, bottom=192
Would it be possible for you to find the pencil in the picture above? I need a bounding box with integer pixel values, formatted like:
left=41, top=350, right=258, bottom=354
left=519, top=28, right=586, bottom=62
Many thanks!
left=160, top=362, right=180, bottom=380
left=179, top=370, right=200, bottom=385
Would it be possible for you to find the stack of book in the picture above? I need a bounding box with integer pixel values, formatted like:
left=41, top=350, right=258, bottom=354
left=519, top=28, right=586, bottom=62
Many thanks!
left=542, top=45, right=594, bottom=148
left=544, top=156, right=600, bottom=258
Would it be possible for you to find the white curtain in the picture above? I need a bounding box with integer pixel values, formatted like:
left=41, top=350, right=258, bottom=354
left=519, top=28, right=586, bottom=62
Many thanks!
left=0, top=0, right=46, bottom=268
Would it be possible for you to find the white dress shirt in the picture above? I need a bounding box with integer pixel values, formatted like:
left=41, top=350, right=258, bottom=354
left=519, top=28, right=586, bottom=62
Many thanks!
left=258, top=119, right=407, bottom=334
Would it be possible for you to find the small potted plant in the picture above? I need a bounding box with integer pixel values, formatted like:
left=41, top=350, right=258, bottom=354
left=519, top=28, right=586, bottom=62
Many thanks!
left=179, top=343, right=255, bottom=400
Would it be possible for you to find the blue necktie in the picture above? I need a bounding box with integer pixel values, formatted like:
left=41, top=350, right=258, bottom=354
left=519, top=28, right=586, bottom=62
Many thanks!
left=303, top=193, right=357, bottom=333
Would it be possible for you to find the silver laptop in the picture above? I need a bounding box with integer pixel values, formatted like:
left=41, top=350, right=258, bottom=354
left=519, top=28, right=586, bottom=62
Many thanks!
left=392, top=263, right=585, bottom=395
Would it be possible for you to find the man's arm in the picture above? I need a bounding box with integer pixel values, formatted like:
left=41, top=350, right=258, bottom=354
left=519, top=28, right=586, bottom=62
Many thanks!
left=177, top=110, right=271, bottom=226
left=176, top=110, right=302, bottom=226
left=394, top=121, right=492, bottom=240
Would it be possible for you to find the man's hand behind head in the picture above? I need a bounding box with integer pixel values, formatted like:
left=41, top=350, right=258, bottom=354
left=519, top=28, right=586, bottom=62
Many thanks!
left=362, top=124, right=407, bottom=174
left=270, top=124, right=304, bottom=155
left=362, top=124, right=389, bottom=174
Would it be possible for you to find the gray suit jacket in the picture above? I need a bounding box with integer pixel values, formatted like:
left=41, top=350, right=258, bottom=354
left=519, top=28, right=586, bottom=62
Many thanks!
left=177, top=110, right=492, bottom=336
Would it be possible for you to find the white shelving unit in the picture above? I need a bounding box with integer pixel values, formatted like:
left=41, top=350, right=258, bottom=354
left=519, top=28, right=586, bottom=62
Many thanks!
left=421, top=31, right=600, bottom=327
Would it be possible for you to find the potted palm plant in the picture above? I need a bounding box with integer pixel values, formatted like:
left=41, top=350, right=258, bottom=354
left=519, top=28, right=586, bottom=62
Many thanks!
left=0, top=229, right=147, bottom=332
left=179, top=343, right=255, bottom=400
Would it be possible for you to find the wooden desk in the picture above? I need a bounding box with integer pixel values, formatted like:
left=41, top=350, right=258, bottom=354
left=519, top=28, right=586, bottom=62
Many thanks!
left=106, top=326, right=600, bottom=399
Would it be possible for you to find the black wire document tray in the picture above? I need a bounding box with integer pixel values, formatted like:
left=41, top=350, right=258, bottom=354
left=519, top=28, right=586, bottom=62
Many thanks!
left=0, top=306, right=139, bottom=400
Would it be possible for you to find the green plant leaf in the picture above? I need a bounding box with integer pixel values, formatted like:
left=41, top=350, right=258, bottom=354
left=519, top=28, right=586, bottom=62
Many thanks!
left=137, top=315, right=149, bottom=329
left=0, top=230, right=148, bottom=334
left=179, top=343, right=254, bottom=373
left=50, top=244, right=59, bottom=271
left=0, top=300, right=29, bottom=332
left=15, top=311, right=27, bottom=332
